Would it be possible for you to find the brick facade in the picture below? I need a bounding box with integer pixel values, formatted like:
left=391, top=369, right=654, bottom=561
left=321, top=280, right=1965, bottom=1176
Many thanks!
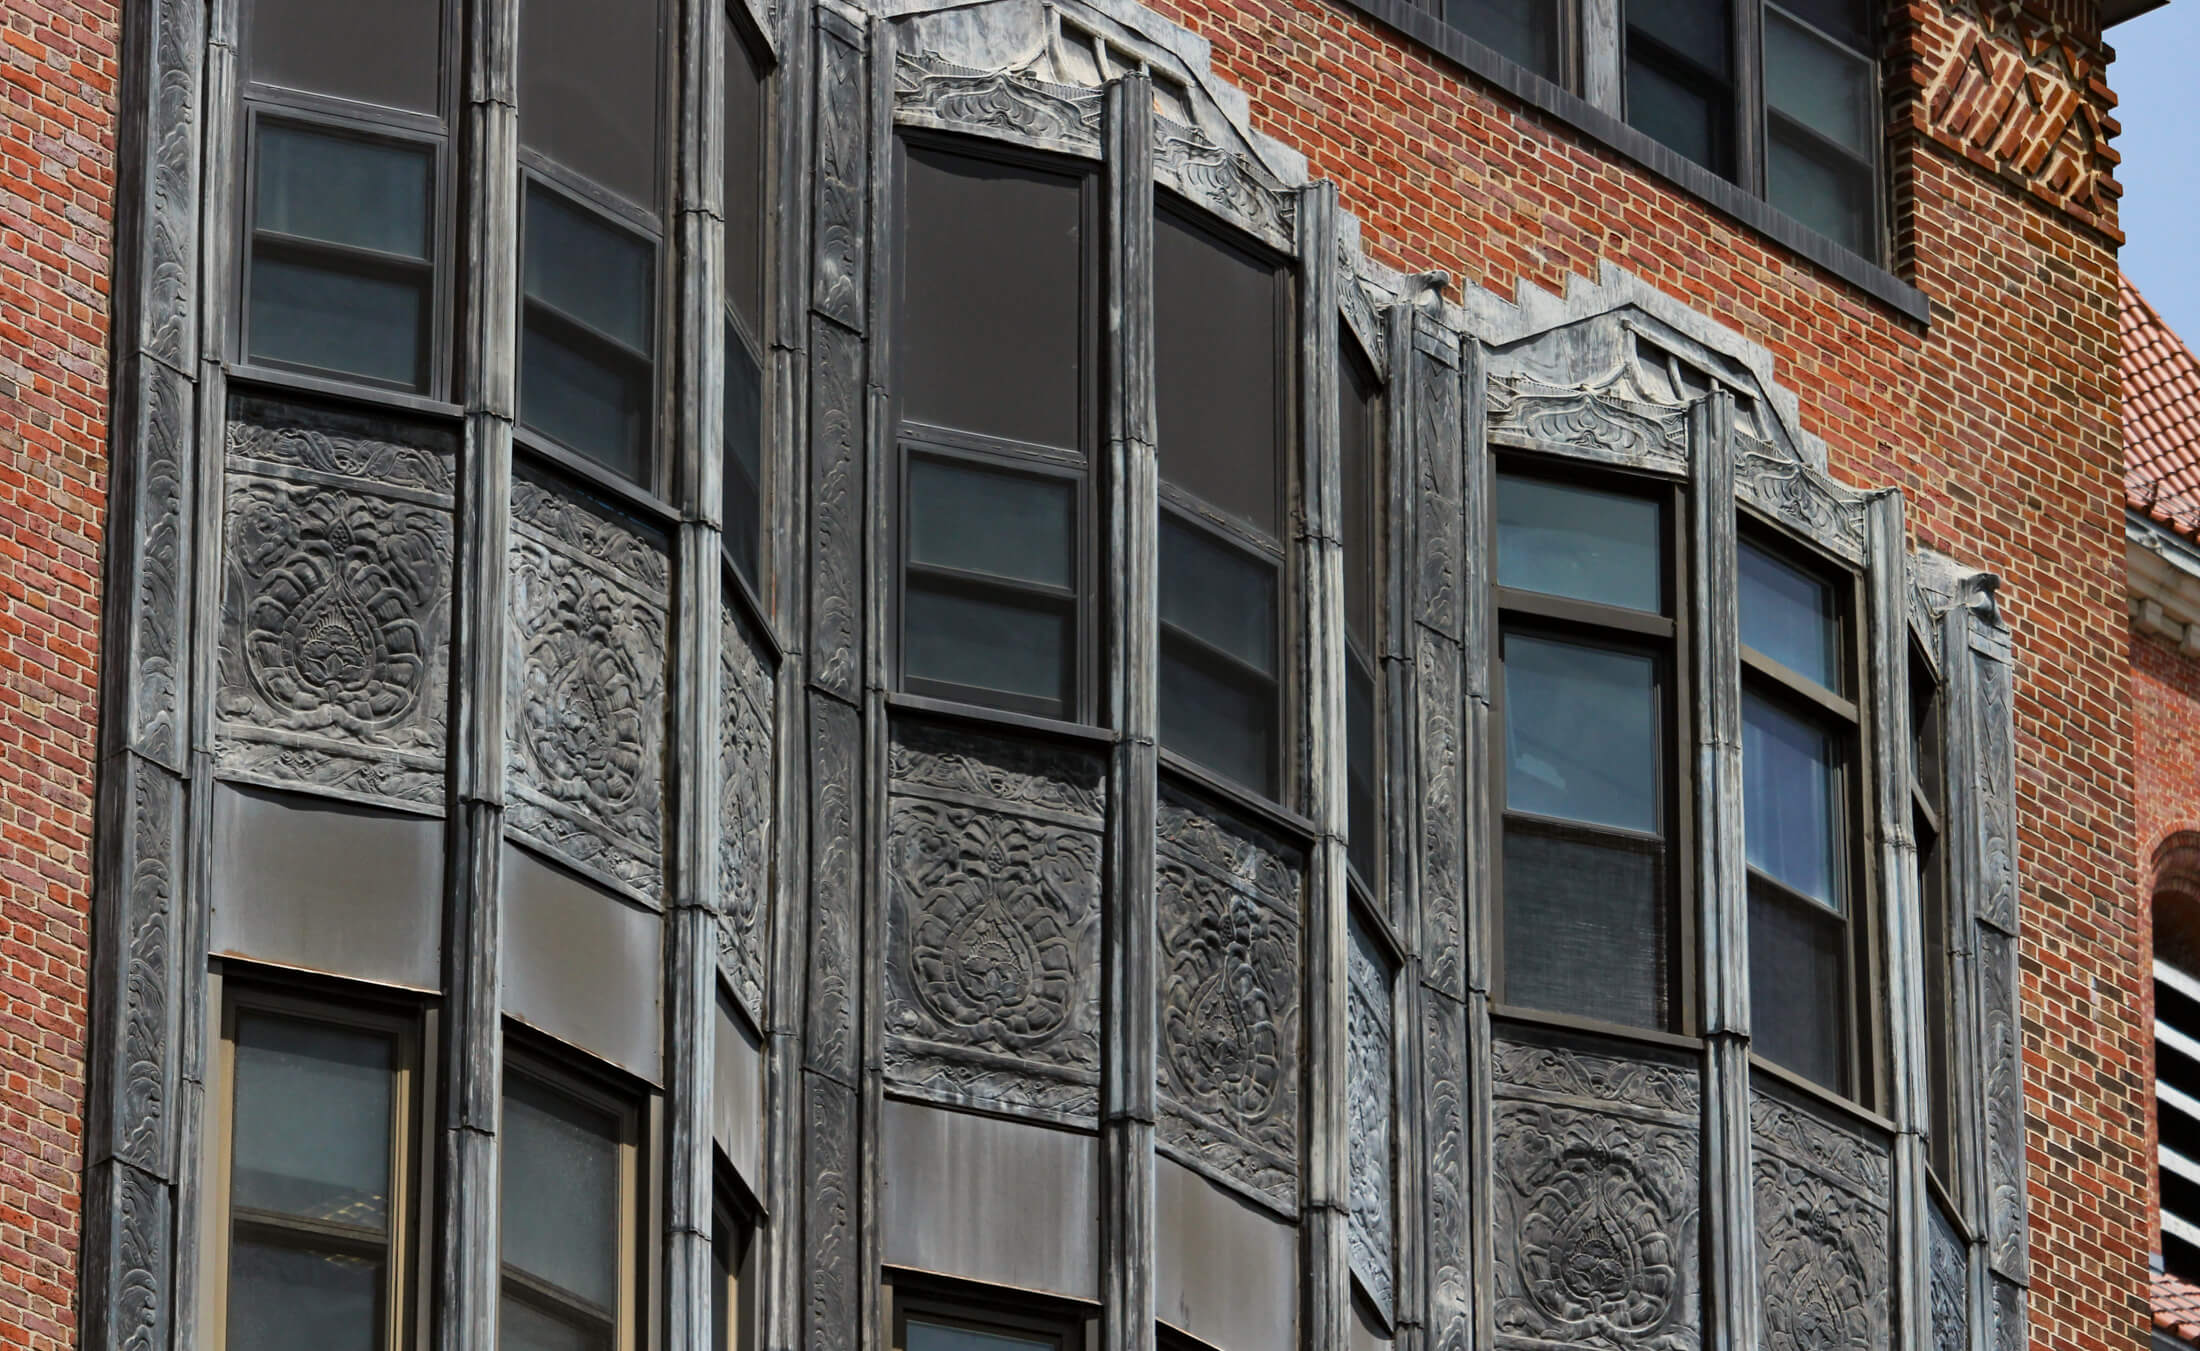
left=0, top=0, right=2158, bottom=1349
left=0, top=0, right=117, bottom=1346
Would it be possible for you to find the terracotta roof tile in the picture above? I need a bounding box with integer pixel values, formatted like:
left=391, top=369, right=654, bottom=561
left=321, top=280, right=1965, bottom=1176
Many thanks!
left=2125, top=275, right=2200, bottom=538
left=2157, top=1268, right=2200, bottom=1342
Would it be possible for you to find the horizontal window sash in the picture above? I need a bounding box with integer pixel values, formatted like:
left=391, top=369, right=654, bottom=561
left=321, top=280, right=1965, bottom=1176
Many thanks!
left=1503, top=807, right=1667, bottom=850
left=501, top=1264, right=618, bottom=1332
left=904, top=561, right=1078, bottom=606
left=253, top=229, right=435, bottom=278
left=1742, top=646, right=1858, bottom=722
left=1747, top=863, right=1848, bottom=920
left=1623, top=27, right=1735, bottom=91
left=522, top=296, right=655, bottom=372
left=1497, top=585, right=1676, bottom=639
left=1160, top=614, right=1278, bottom=684
left=232, top=1207, right=390, bottom=1253
left=1766, top=107, right=1877, bottom=178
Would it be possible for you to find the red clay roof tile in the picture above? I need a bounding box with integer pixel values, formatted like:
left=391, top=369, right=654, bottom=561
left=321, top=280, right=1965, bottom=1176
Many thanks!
left=2125, top=275, right=2200, bottom=539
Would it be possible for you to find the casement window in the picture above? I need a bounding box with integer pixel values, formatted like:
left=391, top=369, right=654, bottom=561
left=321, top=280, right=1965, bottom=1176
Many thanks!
left=1154, top=205, right=1294, bottom=799
left=212, top=990, right=423, bottom=1351
left=498, top=1059, right=645, bottom=1351
left=1740, top=534, right=1873, bottom=1097
left=516, top=0, right=669, bottom=484
left=1341, top=337, right=1384, bottom=887
left=890, top=138, right=1101, bottom=723
left=723, top=10, right=772, bottom=593
left=1913, top=650, right=1959, bottom=1188
left=1492, top=467, right=1686, bottom=1033
left=236, top=0, right=453, bottom=393
left=1439, top=0, right=1884, bottom=258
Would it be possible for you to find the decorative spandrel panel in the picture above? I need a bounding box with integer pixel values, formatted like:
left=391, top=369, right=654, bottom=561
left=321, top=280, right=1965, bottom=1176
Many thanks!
left=1491, top=1033, right=1703, bottom=1351
left=505, top=469, right=671, bottom=901
left=1155, top=785, right=1304, bottom=1213
left=215, top=396, right=456, bottom=810
left=1928, top=1199, right=1969, bottom=1351
left=1751, top=1088, right=1892, bottom=1351
left=883, top=718, right=1106, bottom=1125
left=1347, top=916, right=1395, bottom=1318
left=719, top=593, right=777, bottom=1024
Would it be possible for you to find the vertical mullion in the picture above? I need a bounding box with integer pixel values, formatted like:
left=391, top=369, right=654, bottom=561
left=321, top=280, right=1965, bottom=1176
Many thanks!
left=1580, top=0, right=1622, bottom=114
left=1100, top=72, right=1156, bottom=1351
left=1296, top=178, right=1350, bottom=1351
left=1731, top=0, right=1764, bottom=194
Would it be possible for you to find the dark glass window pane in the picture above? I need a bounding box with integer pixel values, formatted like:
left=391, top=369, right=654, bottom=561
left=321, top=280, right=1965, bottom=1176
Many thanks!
left=1626, top=54, right=1728, bottom=172
left=519, top=0, right=663, bottom=207
left=1348, top=652, right=1377, bottom=883
left=232, top=1015, right=394, bottom=1225
left=1628, top=0, right=1729, bottom=71
left=1750, top=888, right=1847, bottom=1087
left=1739, top=539, right=1841, bottom=689
left=1743, top=691, right=1840, bottom=909
left=724, top=323, right=763, bottom=587
left=501, top=1076, right=621, bottom=1312
left=1159, top=634, right=1276, bottom=795
left=1912, top=670, right=1944, bottom=801
left=1765, top=11, right=1874, bottom=155
left=524, top=186, right=654, bottom=353
left=249, top=0, right=441, bottom=112
left=1341, top=341, right=1379, bottom=653
left=501, top=1294, right=610, bottom=1351
left=906, top=1320, right=1054, bottom=1351
left=1768, top=129, right=1873, bottom=257
left=1159, top=513, right=1278, bottom=675
left=228, top=1239, right=384, bottom=1351
left=899, top=147, right=1084, bottom=451
left=1495, top=474, right=1663, bottom=612
left=1502, top=822, right=1667, bottom=1028
left=1502, top=633, right=1658, bottom=834
left=1921, top=819, right=1954, bottom=1176
left=724, top=21, right=768, bottom=345
left=903, top=585, right=1072, bottom=711
left=1776, top=0, right=1872, bottom=50
left=520, top=321, right=650, bottom=478
left=1446, top=0, right=1560, bottom=81
left=257, top=126, right=431, bottom=259
left=908, top=458, right=1073, bottom=589
left=249, top=253, right=428, bottom=388
left=1155, top=209, right=1283, bottom=536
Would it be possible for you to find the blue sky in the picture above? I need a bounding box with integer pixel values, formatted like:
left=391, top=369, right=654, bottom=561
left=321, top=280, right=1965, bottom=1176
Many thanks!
left=2113, top=3, right=2200, bottom=338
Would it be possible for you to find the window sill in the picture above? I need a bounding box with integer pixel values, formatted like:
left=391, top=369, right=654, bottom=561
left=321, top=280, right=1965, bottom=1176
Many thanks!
left=1324, top=0, right=1932, bottom=328
left=884, top=690, right=1119, bottom=752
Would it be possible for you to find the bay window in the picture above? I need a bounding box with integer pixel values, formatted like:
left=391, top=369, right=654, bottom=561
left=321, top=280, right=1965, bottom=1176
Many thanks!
left=498, top=1060, right=643, bottom=1351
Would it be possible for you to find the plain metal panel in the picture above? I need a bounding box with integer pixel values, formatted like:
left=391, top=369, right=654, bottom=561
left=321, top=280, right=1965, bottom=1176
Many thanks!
left=210, top=782, right=442, bottom=989
left=1154, top=1156, right=1297, bottom=1351
left=715, top=989, right=765, bottom=1193
left=501, top=842, right=662, bottom=1082
left=880, top=1098, right=1099, bottom=1302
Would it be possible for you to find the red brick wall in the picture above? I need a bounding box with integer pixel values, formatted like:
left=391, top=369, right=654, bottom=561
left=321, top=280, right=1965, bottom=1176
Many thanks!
left=0, top=0, right=118, bottom=1344
left=2132, top=627, right=2200, bottom=1263
left=1135, top=0, right=2143, bottom=1347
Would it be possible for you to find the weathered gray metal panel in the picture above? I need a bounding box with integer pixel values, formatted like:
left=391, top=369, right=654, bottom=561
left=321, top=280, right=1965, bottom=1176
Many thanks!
left=1751, top=1085, right=1893, bottom=1351
left=720, top=591, right=779, bottom=1024
left=879, top=1099, right=1101, bottom=1300
left=715, top=989, right=767, bottom=1194
left=209, top=784, right=443, bottom=989
left=1154, top=1155, right=1299, bottom=1351
left=1346, top=915, right=1396, bottom=1320
left=1490, top=1032, right=1702, bottom=1351
left=501, top=843, right=665, bottom=1082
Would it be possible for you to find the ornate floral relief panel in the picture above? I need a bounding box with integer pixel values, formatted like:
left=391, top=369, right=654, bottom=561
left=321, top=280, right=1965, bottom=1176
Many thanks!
left=1483, top=372, right=1690, bottom=476
left=719, top=593, right=777, bottom=1024
left=1928, top=1199, right=1969, bottom=1351
left=1732, top=434, right=1869, bottom=567
left=890, top=48, right=1105, bottom=159
left=1347, top=916, right=1395, bottom=1318
left=1750, top=1089, right=1892, bottom=1351
left=1491, top=1034, right=1703, bottom=1351
left=505, top=469, right=672, bottom=900
left=216, top=396, right=456, bottom=810
left=1155, top=784, right=1304, bottom=1212
left=883, top=718, right=1106, bottom=1124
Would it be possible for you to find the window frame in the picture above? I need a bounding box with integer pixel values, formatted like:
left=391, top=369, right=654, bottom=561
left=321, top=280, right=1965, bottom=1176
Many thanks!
left=721, top=0, right=778, bottom=612
left=886, top=131, right=1106, bottom=731
left=712, top=1171, right=759, bottom=1351
left=888, top=1279, right=1091, bottom=1351
left=208, top=978, right=430, bottom=1351
left=497, top=1044, right=651, bottom=1351
left=1737, top=519, right=1884, bottom=1111
left=230, top=0, right=461, bottom=404
left=1152, top=193, right=1300, bottom=808
left=1340, top=326, right=1387, bottom=899
left=1487, top=457, right=1697, bottom=1041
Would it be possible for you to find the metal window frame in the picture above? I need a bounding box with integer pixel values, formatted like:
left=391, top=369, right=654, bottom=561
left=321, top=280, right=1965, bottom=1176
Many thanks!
left=721, top=0, right=779, bottom=611
left=887, top=1276, right=1093, bottom=1351
left=1487, top=456, right=1698, bottom=1041
left=1340, top=329, right=1387, bottom=897
left=207, top=975, right=431, bottom=1351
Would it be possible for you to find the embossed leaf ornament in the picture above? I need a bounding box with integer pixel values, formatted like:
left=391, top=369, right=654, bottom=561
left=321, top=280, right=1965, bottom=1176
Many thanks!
left=1165, top=890, right=1288, bottom=1124
left=520, top=581, right=652, bottom=815
left=1761, top=1201, right=1874, bottom=1351
left=1517, top=1150, right=1677, bottom=1337
left=904, top=815, right=1079, bottom=1052
left=237, top=492, right=438, bottom=731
